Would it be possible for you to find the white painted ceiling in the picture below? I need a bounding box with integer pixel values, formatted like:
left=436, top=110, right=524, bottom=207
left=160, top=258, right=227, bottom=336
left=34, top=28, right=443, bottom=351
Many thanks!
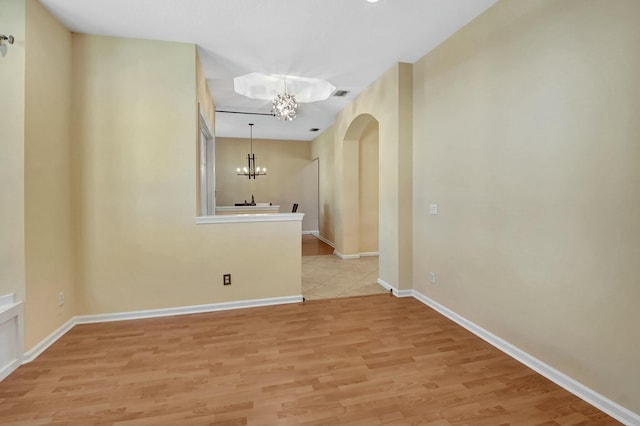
left=40, top=0, right=497, bottom=141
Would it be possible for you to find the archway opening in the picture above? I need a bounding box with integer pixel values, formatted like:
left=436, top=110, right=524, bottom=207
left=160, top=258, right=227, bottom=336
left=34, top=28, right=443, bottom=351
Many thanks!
left=342, top=113, right=380, bottom=257
left=301, top=113, right=383, bottom=301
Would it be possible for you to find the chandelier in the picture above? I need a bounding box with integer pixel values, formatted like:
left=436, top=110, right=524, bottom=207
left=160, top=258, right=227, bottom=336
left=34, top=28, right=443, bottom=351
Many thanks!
left=233, top=73, right=335, bottom=123
left=236, top=123, right=266, bottom=179
left=272, top=92, right=298, bottom=122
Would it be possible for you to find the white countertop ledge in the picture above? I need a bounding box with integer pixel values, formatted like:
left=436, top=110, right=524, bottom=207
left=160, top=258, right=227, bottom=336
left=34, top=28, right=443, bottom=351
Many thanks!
left=196, top=213, right=304, bottom=224
left=215, top=205, right=280, bottom=211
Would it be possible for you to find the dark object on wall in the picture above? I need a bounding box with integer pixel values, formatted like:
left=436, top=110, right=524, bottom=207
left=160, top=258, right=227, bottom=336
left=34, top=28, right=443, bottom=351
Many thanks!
left=0, top=34, right=15, bottom=45
left=292, top=203, right=299, bottom=213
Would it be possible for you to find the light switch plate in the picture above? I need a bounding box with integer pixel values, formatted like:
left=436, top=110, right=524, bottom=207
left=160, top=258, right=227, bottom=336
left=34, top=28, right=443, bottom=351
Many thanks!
left=429, top=203, right=438, bottom=215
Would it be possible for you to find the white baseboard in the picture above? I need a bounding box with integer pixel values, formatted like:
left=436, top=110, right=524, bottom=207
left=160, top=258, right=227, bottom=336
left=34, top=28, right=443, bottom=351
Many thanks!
left=302, top=230, right=319, bottom=235
left=334, top=251, right=379, bottom=260
left=359, top=252, right=379, bottom=257
left=333, top=250, right=360, bottom=260
left=20, top=295, right=303, bottom=366
left=23, top=317, right=74, bottom=364
left=411, top=289, right=640, bottom=426
left=376, top=278, right=413, bottom=297
left=75, top=295, right=303, bottom=325
left=311, top=232, right=335, bottom=248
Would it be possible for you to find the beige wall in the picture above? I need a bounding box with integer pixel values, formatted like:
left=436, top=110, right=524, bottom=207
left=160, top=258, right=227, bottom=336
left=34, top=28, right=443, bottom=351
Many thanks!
left=397, top=63, right=413, bottom=287
left=311, top=126, right=336, bottom=243
left=23, top=0, right=75, bottom=349
left=216, top=137, right=319, bottom=231
left=358, top=121, right=379, bottom=253
left=332, top=64, right=413, bottom=289
left=412, top=0, right=640, bottom=413
left=72, top=35, right=301, bottom=315
left=0, top=0, right=26, bottom=303
left=196, top=52, right=215, bottom=129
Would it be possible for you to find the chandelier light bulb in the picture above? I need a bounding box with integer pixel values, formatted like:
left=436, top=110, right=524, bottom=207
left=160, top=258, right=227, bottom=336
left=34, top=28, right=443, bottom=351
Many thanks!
left=272, top=92, right=299, bottom=122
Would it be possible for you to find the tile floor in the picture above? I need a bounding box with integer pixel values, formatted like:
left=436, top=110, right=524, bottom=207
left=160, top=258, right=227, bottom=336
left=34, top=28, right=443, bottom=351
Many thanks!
left=302, top=255, right=389, bottom=300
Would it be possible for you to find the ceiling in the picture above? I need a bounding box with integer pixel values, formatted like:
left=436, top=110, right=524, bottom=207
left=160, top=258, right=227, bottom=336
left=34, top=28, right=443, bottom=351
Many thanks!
left=40, top=0, right=497, bottom=141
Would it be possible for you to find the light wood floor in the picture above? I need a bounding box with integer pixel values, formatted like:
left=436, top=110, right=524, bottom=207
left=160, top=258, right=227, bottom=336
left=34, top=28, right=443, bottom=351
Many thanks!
left=0, top=295, right=616, bottom=425
left=302, top=235, right=334, bottom=256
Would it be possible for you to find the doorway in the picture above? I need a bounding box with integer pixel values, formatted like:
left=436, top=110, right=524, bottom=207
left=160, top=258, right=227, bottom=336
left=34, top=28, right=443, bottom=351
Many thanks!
left=302, top=114, right=382, bottom=300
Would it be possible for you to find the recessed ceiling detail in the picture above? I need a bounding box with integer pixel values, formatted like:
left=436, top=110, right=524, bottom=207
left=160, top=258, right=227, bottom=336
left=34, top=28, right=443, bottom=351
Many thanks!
left=234, top=73, right=336, bottom=103
left=39, top=0, right=498, bottom=141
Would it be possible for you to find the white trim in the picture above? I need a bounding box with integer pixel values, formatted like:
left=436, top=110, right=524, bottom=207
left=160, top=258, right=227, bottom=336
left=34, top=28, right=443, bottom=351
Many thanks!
left=302, top=230, right=319, bottom=235
left=0, top=359, right=21, bottom=382
left=75, top=295, right=303, bottom=325
left=411, top=289, right=640, bottom=426
left=333, top=250, right=360, bottom=260
left=19, top=295, right=303, bottom=366
left=198, top=104, right=213, bottom=136
left=333, top=250, right=379, bottom=259
left=196, top=213, right=304, bottom=224
left=198, top=106, right=215, bottom=216
left=376, top=278, right=412, bottom=297
left=359, top=251, right=379, bottom=257
left=311, top=232, right=335, bottom=248
left=0, top=294, right=23, bottom=380
left=376, top=277, right=394, bottom=292
left=0, top=299, right=22, bottom=330
left=0, top=294, right=15, bottom=308
left=23, top=316, right=74, bottom=364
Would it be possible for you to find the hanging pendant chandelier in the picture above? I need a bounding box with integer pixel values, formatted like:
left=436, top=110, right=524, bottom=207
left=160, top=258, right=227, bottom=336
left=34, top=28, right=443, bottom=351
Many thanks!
left=236, top=123, right=266, bottom=179
left=271, top=76, right=299, bottom=121
left=272, top=92, right=298, bottom=122
left=234, top=72, right=336, bottom=123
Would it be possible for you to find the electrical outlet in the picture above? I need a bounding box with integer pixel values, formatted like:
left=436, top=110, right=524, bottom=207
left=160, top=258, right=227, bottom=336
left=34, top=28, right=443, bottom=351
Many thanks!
left=223, top=274, right=231, bottom=286
left=58, top=291, right=65, bottom=306
left=429, top=272, right=436, bottom=284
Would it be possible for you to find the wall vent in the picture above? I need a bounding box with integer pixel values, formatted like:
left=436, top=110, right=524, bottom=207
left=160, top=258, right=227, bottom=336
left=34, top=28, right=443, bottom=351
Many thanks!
left=309, top=128, right=320, bottom=132
left=332, top=90, right=350, bottom=97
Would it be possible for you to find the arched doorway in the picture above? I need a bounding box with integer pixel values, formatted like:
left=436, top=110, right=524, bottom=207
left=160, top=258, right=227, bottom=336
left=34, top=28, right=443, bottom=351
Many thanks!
left=301, top=113, right=385, bottom=301
left=341, top=113, right=380, bottom=257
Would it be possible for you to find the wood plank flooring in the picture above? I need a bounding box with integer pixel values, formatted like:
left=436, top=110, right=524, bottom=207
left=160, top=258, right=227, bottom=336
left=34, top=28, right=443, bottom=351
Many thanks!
left=0, top=295, right=617, bottom=425
left=302, top=235, right=334, bottom=256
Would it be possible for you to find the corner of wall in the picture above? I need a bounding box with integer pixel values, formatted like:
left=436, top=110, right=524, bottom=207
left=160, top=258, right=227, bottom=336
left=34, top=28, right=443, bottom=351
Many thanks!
left=23, top=0, right=76, bottom=351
